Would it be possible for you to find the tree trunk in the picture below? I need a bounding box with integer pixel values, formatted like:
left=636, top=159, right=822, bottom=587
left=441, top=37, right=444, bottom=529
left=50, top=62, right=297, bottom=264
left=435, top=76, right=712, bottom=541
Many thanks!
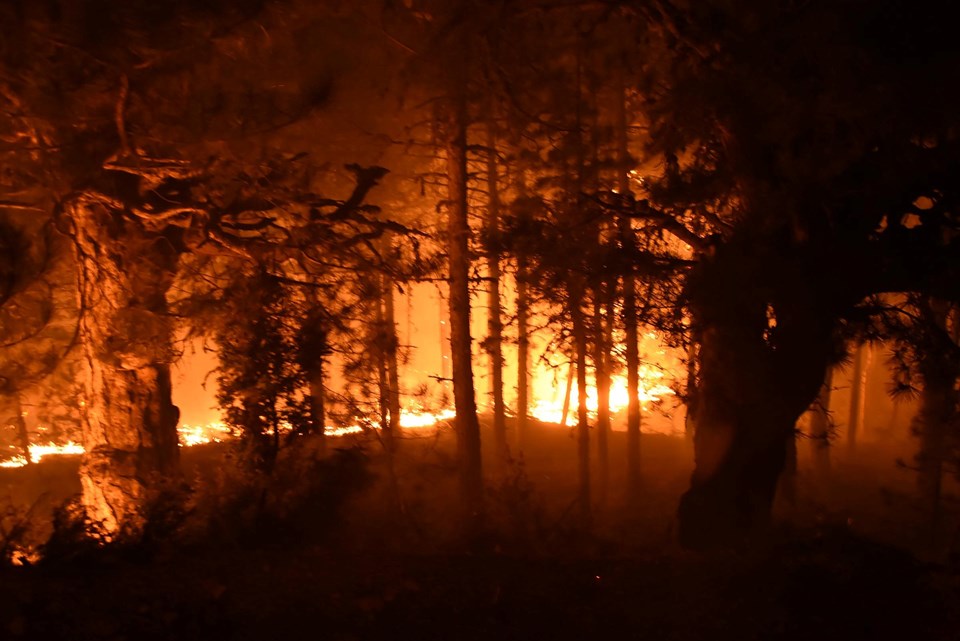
left=485, top=119, right=507, bottom=471
left=678, top=253, right=832, bottom=548
left=684, top=338, right=698, bottom=440
left=847, top=343, right=868, bottom=451
left=13, top=392, right=31, bottom=465
left=779, top=425, right=798, bottom=506
left=307, top=364, right=327, bottom=450
left=615, top=70, right=643, bottom=503
left=71, top=200, right=180, bottom=538
left=679, top=327, right=797, bottom=547
left=916, top=300, right=956, bottom=538
left=560, top=361, right=574, bottom=428
left=592, top=285, right=612, bottom=505
left=809, top=366, right=833, bottom=475
left=375, top=277, right=393, bottom=456
left=514, top=166, right=531, bottom=455
left=300, top=300, right=328, bottom=454
left=383, top=268, right=402, bottom=443
left=571, top=284, right=591, bottom=526
left=516, top=252, right=530, bottom=452
left=446, top=67, right=483, bottom=529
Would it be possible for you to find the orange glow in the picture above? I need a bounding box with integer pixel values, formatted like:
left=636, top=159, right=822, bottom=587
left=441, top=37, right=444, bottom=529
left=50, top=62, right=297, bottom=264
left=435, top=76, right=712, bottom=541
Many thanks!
left=0, top=441, right=85, bottom=468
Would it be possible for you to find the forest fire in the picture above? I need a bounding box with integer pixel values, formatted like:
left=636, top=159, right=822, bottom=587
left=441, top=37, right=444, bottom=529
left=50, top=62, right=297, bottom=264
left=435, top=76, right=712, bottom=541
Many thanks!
left=4, top=1, right=960, bottom=638
left=0, top=407, right=462, bottom=468
left=0, top=442, right=84, bottom=468
left=528, top=368, right=676, bottom=427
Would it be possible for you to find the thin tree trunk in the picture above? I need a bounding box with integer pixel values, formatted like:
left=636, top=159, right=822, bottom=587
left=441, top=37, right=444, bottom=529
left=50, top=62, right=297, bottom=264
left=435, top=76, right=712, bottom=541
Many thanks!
left=514, top=165, right=531, bottom=455
left=593, top=285, right=612, bottom=505
left=572, top=284, right=591, bottom=527
left=380, top=232, right=401, bottom=453
left=809, top=366, right=833, bottom=475
left=517, top=254, right=530, bottom=450
left=446, top=63, right=483, bottom=530
left=684, top=338, right=698, bottom=440
left=384, top=274, right=402, bottom=441
left=847, top=344, right=867, bottom=451
left=301, top=295, right=328, bottom=453
left=560, top=361, right=574, bottom=427
left=71, top=199, right=181, bottom=538
left=376, top=276, right=393, bottom=456
left=13, top=393, right=31, bottom=465
left=616, top=67, right=642, bottom=503
left=485, top=118, right=507, bottom=470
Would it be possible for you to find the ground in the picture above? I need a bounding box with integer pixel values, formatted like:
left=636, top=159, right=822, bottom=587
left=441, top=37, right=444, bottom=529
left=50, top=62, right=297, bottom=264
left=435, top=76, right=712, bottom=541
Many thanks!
left=1, top=419, right=959, bottom=640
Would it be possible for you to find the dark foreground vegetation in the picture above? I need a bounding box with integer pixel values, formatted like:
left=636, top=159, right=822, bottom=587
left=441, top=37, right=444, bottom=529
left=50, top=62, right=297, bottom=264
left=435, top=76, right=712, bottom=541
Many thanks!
left=3, top=420, right=960, bottom=640
left=4, top=0, right=960, bottom=638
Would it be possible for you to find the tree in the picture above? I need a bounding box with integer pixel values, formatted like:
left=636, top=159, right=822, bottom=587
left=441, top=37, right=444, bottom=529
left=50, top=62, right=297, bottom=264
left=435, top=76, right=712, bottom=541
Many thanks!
left=2, top=0, right=406, bottom=536
left=633, top=0, right=960, bottom=547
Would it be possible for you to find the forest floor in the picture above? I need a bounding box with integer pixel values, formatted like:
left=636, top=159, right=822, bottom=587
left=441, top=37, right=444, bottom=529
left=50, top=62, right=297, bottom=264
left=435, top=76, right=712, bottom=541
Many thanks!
left=2, top=418, right=960, bottom=640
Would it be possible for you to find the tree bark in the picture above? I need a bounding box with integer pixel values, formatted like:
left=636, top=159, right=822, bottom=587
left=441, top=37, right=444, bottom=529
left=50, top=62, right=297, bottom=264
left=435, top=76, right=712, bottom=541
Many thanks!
left=300, top=300, right=328, bottom=453
left=383, top=266, right=402, bottom=444
left=307, top=363, right=327, bottom=450
left=485, top=119, right=507, bottom=471
left=516, top=252, right=530, bottom=452
left=616, top=70, right=642, bottom=503
left=915, top=299, right=956, bottom=537
left=592, top=284, right=612, bottom=505
left=71, top=200, right=181, bottom=538
left=446, top=66, right=483, bottom=529
left=571, top=284, right=591, bottom=526
left=678, top=246, right=832, bottom=548
left=375, top=276, right=393, bottom=456
left=13, top=392, right=31, bottom=465
left=514, top=167, right=531, bottom=455
left=847, top=343, right=868, bottom=451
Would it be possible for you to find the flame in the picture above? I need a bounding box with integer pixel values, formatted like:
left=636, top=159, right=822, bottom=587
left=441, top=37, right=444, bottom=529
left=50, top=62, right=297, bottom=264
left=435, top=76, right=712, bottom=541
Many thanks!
left=0, top=441, right=85, bottom=468
left=399, top=407, right=456, bottom=428
left=528, top=368, right=675, bottom=426
left=0, top=358, right=680, bottom=469
left=177, top=422, right=235, bottom=446
left=7, top=544, right=41, bottom=566
left=322, top=407, right=456, bottom=438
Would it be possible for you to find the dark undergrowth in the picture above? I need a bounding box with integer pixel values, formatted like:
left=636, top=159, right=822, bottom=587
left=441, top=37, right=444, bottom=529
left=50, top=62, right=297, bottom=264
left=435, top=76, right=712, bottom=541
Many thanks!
left=2, top=424, right=960, bottom=640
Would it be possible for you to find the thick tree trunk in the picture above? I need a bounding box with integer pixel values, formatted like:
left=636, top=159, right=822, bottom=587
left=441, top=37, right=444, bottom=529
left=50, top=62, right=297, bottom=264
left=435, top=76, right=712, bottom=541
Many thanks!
left=446, top=72, right=483, bottom=529
left=71, top=200, right=180, bottom=538
left=916, top=372, right=951, bottom=536
left=307, top=367, right=326, bottom=447
left=678, top=253, right=832, bottom=548
left=485, top=120, right=507, bottom=471
left=916, top=300, right=956, bottom=537
left=679, top=327, right=796, bottom=547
